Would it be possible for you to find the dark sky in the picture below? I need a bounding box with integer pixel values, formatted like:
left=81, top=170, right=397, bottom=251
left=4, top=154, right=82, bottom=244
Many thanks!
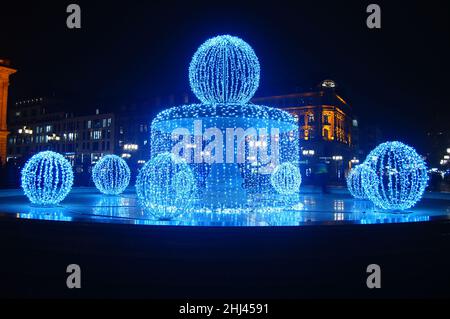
left=1, top=0, right=449, bottom=150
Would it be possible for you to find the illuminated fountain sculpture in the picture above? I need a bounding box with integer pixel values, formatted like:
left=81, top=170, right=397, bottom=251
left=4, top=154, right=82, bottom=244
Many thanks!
left=149, top=35, right=300, bottom=214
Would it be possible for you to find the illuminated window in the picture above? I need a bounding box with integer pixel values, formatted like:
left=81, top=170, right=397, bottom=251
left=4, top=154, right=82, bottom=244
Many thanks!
left=302, top=150, right=315, bottom=156
left=91, top=130, right=102, bottom=140
left=124, top=144, right=139, bottom=151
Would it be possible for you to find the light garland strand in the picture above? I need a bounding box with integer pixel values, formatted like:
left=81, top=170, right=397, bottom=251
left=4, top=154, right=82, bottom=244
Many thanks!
left=270, top=162, right=302, bottom=195
left=136, top=152, right=197, bottom=220
left=92, top=155, right=131, bottom=195
left=189, top=35, right=260, bottom=105
left=346, top=164, right=368, bottom=199
left=21, top=151, right=74, bottom=206
left=361, top=141, right=428, bottom=210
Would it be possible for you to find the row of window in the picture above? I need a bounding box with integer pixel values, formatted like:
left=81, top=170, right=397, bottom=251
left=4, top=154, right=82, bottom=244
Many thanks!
left=292, top=111, right=349, bottom=129
left=33, top=118, right=113, bottom=134
left=9, top=129, right=113, bottom=145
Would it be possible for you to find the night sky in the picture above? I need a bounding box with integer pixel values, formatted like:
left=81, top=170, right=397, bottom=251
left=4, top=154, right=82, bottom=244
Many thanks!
left=1, top=0, right=449, bottom=150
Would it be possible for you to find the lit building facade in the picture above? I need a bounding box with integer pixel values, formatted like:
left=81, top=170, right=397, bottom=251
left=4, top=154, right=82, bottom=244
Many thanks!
left=0, top=59, right=16, bottom=165
left=7, top=97, right=155, bottom=185
left=7, top=99, right=116, bottom=185
left=253, top=80, right=358, bottom=183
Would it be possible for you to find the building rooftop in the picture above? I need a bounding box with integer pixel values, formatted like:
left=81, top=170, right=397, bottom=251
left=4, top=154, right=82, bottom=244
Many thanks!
left=252, top=80, right=351, bottom=113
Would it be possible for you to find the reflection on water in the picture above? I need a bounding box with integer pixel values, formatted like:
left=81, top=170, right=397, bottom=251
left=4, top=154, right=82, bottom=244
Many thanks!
left=3, top=188, right=448, bottom=227
left=359, top=214, right=430, bottom=224
left=334, top=200, right=345, bottom=212
left=302, top=196, right=317, bottom=209
left=92, top=195, right=137, bottom=218
left=18, top=206, right=73, bottom=222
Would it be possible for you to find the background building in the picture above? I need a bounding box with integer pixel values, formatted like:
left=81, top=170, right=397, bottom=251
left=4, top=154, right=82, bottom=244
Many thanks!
left=6, top=97, right=153, bottom=185
left=253, top=80, right=358, bottom=184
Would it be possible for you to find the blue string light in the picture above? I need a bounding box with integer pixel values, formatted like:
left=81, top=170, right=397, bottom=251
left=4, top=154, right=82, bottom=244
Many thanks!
left=150, top=35, right=300, bottom=213
left=92, top=155, right=131, bottom=195
left=361, top=141, right=429, bottom=210
left=135, top=152, right=197, bottom=220
left=21, top=151, right=74, bottom=206
left=270, top=162, right=302, bottom=195
left=189, top=35, right=260, bottom=105
left=346, top=164, right=368, bottom=199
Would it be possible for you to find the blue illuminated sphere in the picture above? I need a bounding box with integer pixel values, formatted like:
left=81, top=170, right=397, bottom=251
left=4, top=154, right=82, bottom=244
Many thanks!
left=361, top=141, right=428, bottom=210
left=21, top=151, right=74, bottom=206
left=189, top=35, right=260, bottom=104
left=270, top=162, right=302, bottom=195
left=92, top=155, right=131, bottom=195
left=135, top=152, right=197, bottom=220
left=346, top=164, right=368, bottom=199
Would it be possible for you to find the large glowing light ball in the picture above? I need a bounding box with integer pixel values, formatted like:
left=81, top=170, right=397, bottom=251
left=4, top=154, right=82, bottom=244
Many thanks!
left=361, top=141, right=429, bottom=210
left=21, top=151, right=74, bottom=206
left=92, top=155, right=131, bottom=195
left=189, top=35, right=260, bottom=104
left=270, top=162, right=302, bottom=195
left=346, top=164, right=368, bottom=199
left=136, top=152, right=197, bottom=220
